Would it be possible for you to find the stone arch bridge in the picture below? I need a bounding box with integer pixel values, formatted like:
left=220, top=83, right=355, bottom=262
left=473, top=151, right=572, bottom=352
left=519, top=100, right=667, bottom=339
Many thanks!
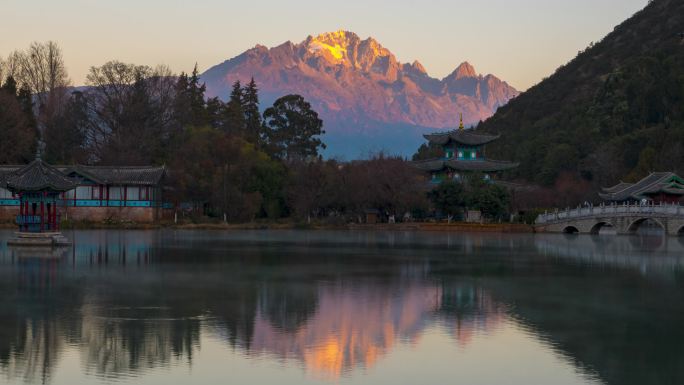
left=535, top=203, right=684, bottom=235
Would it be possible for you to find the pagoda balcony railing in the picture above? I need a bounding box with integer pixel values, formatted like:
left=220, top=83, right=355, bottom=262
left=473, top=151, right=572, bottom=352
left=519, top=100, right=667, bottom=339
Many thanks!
left=15, top=215, right=42, bottom=225
left=536, top=201, right=684, bottom=224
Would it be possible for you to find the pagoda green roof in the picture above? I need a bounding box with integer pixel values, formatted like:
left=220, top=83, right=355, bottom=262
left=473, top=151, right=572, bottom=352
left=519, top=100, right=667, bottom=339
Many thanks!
left=413, top=158, right=519, bottom=173
left=423, top=129, right=500, bottom=146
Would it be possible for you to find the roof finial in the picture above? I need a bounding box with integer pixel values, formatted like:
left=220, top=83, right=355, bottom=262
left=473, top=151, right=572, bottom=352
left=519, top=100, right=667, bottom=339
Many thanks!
left=35, top=140, right=46, bottom=160
left=459, top=113, right=464, bottom=131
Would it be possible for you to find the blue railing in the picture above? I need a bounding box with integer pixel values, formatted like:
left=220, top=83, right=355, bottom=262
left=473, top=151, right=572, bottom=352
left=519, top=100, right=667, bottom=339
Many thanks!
left=2, top=200, right=173, bottom=209
left=16, top=215, right=41, bottom=225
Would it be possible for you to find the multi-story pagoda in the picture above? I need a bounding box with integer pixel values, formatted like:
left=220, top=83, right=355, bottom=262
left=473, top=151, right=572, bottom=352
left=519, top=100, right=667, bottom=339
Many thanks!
left=413, top=115, right=518, bottom=183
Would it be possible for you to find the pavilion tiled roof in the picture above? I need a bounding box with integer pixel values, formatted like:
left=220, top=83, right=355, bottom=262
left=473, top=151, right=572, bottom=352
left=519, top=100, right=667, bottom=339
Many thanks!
left=599, top=172, right=684, bottom=201
left=5, top=159, right=76, bottom=192
left=413, top=158, right=519, bottom=173
left=65, top=165, right=166, bottom=186
left=423, top=130, right=500, bottom=147
left=0, top=164, right=166, bottom=190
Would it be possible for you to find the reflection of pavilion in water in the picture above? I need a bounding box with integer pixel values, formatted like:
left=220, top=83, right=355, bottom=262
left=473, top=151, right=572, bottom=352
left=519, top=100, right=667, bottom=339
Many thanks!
left=248, top=282, right=505, bottom=380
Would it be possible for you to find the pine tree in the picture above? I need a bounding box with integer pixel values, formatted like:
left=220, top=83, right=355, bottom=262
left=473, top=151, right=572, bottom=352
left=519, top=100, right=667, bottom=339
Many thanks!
left=242, top=77, right=263, bottom=145
left=172, top=71, right=192, bottom=129
left=17, top=85, right=36, bottom=130
left=221, top=80, right=245, bottom=135
left=1, top=76, right=17, bottom=96
left=0, top=78, right=37, bottom=163
left=188, top=64, right=208, bottom=127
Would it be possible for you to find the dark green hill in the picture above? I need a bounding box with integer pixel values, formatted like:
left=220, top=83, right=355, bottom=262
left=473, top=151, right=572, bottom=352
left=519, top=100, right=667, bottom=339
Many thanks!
left=479, top=0, right=684, bottom=187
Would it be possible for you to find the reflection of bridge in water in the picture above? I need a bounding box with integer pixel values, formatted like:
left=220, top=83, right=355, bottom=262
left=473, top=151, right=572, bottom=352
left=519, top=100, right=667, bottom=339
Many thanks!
left=534, top=233, right=684, bottom=274
left=535, top=202, right=684, bottom=235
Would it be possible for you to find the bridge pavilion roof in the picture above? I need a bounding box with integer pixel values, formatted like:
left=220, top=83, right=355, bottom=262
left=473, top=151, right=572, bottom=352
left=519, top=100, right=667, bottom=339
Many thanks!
left=423, top=130, right=500, bottom=147
left=599, top=172, right=684, bottom=202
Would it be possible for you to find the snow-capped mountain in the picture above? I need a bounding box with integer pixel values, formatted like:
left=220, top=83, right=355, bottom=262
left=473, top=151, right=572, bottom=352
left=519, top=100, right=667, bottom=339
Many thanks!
left=201, top=30, right=518, bottom=158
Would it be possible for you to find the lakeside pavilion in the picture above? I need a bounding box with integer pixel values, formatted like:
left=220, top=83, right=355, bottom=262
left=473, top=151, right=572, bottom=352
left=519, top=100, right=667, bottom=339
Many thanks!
left=8, top=155, right=76, bottom=233
left=0, top=160, right=170, bottom=224
left=412, top=115, right=518, bottom=183
left=5, top=153, right=76, bottom=246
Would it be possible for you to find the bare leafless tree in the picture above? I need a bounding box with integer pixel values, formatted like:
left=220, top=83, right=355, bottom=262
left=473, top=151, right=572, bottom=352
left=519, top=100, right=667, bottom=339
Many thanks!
left=1, top=51, right=23, bottom=81
left=15, top=41, right=70, bottom=104
left=85, top=61, right=177, bottom=163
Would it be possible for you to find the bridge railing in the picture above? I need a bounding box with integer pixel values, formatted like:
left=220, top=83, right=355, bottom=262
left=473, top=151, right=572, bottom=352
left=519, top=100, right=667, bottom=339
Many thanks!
left=535, top=202, right=684, bottom=224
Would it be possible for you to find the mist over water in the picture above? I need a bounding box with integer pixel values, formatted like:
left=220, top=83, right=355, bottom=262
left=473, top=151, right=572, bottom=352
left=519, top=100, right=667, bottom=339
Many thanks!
left=0, top=230, right=682, bottom=385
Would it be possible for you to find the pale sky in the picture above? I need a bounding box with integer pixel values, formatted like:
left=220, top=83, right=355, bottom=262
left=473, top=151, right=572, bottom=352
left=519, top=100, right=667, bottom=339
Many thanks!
left=1, top=0, right=648, bottom=91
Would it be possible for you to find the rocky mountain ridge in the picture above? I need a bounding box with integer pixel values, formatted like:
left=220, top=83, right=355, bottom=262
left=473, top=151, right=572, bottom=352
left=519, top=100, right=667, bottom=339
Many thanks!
left=201, top=30, right=519, bottom=157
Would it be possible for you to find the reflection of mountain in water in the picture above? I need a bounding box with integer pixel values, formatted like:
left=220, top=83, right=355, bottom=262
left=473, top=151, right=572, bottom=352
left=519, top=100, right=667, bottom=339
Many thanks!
left=249, top=282, right=504, bottom=380
left=0, top=230, right=683, bottom=385
left=0, top=230, right=507, bottom=383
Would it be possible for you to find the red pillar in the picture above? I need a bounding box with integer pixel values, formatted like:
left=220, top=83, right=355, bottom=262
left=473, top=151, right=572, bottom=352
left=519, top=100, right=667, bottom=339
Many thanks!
left=40, top=199, right=45, bottom=232
left=18, top=194, right=23, bottom=231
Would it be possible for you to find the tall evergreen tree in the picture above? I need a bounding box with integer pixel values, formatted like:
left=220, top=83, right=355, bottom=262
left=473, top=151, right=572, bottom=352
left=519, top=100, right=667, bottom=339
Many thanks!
left=172, top=71, right=192, bottom=128
left=242, top=77, right=263, bottom=145
left=221, top=80, right=245, bottom=135
left=0, top=77, right=37, bottom=163
left=188, top=64, right=208, bottom=127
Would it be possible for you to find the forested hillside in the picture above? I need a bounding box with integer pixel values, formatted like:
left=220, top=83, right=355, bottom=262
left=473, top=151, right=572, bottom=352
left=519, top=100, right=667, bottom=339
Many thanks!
left=479, top=0, right=684, bottom=188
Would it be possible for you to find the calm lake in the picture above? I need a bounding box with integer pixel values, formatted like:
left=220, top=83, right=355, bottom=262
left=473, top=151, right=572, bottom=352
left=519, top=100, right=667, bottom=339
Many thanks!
left=0, top=229, right=683, bottom=385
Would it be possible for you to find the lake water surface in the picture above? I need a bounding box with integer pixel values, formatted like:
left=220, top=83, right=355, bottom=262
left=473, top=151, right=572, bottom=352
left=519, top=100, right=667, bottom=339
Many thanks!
left=0, top=229, right=683, bottom=385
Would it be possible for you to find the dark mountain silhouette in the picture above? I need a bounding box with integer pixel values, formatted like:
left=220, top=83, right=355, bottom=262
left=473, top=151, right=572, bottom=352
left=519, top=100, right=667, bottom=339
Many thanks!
left=478, top=0, right=684, bottom=187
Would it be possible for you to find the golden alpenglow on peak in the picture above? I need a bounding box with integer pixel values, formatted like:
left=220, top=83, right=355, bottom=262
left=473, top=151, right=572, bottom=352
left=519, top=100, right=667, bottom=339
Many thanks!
left=307, top=30, right=358, bottom=60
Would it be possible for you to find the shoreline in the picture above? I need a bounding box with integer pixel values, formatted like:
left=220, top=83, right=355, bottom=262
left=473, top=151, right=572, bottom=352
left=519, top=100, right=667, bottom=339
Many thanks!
left=0, top=221, right=535, bottom=233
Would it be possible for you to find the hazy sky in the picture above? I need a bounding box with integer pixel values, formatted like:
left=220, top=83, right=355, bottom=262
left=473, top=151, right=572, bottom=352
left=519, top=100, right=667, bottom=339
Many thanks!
left=2, top=0, right=647, bottom=90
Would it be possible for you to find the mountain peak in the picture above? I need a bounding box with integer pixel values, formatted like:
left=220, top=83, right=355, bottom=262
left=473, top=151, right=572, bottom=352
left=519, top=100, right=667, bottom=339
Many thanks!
left=451, top=61, right=478, bottom=79
left=306, top=30, right=360, bottom=61
left=411, top=60, right=427, bottom=75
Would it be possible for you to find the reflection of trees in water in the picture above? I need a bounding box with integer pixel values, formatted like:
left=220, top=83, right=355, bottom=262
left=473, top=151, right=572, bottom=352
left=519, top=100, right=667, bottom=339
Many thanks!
left=79, top=304, right=200, bottom=377
left=0, top=257, right=84, bottom=384
left=0, top=230, right=573, bottom=384
left=258, top=282, right=319, bottom=333
left=0, top=318, right=63, bottom=384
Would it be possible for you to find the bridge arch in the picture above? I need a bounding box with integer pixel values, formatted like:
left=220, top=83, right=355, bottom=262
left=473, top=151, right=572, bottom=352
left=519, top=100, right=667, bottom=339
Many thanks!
left=676, top=225, right=684, bottom=236
left=627, top=218, right=665, bottom=234
left=562, top=226, right=579, bottom=234
left=590, top=221, right=615, bottom=235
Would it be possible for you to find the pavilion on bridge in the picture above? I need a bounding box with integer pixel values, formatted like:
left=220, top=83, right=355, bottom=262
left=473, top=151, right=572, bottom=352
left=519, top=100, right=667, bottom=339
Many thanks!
left=599, top=172, right=684, bottom=204
left=412, top=114, right=518, bottom=183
